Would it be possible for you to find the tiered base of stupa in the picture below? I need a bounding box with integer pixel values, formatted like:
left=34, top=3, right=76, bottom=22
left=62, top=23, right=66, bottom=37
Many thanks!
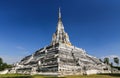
left=9, top=8, right=111, bottom=76
left=9, top=43, right=111, bottom=76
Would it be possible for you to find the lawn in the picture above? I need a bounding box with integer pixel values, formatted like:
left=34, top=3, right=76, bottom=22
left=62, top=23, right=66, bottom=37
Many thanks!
left=0, top=74, right=31, bottom=78
left=0, top=74, right=120, bottom=78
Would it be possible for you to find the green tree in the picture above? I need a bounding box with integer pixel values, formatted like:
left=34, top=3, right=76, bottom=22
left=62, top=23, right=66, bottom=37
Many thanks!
left=104, top=57, right=109, bottom=65
left=2, top=63, right=8, bottom=70
left=0, top=57, right=12, bottom=71
left=0, top=57, right=3, bottom=64
left=114, top=57, right=119, bottom=66
left=0, top=57, right=3, bottom=71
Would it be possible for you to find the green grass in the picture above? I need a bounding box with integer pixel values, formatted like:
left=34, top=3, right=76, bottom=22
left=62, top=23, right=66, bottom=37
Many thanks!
left=65, top=74, right=120, bottom=78
left=0, top=74, right=31, bottom=78
left=0, top=74, right=120, bottom=78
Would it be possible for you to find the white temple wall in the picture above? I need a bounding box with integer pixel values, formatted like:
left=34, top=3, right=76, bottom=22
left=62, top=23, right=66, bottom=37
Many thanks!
left=0, top=69, right=8, bottom=74
left=86, top=69, right=99, bottom=75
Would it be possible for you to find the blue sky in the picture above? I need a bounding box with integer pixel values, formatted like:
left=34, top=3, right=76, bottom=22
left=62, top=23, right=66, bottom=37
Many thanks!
left=0, top=0, right=120, bottom=64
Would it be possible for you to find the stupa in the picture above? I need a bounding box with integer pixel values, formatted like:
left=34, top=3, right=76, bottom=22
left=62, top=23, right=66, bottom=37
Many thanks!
left=9, top=8, right=111, bottom=76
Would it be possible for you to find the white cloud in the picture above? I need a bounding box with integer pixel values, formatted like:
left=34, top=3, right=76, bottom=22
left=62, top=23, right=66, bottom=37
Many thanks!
left=16, top=46, right=26, bottom=50
left=0, top=46, right=31, bottom=64
left=16, top=46, right=31, bottom=55
left=0, top=55, right=24, bottom=64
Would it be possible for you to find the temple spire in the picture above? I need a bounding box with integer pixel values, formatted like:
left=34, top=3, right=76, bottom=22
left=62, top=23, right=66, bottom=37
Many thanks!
left=51, top=8, right=72, bottom=46
left=59, top=8, right=61, bottom=18
left=57, top=8, right=64, bottom=30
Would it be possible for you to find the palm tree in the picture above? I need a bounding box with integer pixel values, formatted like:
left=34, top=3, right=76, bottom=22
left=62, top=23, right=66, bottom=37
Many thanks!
left=114, top=57, right=119, bottom=66
left=104, top=57, right=109, bottom=65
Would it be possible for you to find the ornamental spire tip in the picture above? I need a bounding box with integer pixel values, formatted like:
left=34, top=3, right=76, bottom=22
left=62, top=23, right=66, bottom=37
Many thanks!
left=59, top=8, right=61, bottom=18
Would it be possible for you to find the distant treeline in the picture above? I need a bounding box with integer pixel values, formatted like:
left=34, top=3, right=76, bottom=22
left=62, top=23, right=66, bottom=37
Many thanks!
left=100, top=57, right=120, bottom=70
left=0, top=57, right=12, bottom=71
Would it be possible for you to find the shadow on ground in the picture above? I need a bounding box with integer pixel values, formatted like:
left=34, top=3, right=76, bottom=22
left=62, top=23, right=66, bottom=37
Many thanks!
left=100, top=73, right=120, bottom=77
